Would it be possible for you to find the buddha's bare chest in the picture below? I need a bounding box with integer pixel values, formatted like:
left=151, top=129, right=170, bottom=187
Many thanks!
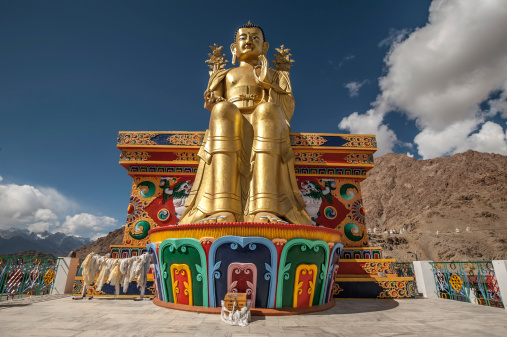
left=225, top=67, right=261, bottom=93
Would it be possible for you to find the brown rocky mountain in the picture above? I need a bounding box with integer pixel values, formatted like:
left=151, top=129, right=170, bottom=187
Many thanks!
left=73, top=227, right=124, bottom=260
left=362, top=150, right=507, bottom=262
left=73, top=150, right=507, bottom=263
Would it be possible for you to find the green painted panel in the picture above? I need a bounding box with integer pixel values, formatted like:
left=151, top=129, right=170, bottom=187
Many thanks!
left=276, top=239, right=329, bottom=308
left=159, top=238, right=208, bottom=306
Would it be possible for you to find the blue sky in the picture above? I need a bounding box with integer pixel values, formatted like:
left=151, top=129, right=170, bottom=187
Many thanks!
left=1, top=0, right=506, bottom=239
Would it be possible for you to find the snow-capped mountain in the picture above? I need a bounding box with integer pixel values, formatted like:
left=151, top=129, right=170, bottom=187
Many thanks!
left=0, top=228, right=93, bottom=257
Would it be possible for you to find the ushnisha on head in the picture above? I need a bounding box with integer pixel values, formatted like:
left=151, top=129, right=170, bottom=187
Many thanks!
left=231, top=21, right=269, bottom=65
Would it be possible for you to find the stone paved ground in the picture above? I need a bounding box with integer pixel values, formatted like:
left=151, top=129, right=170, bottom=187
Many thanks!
left=0, top=295, right=506, bottom=336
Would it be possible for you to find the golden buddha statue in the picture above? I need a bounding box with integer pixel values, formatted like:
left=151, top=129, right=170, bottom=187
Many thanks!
left=179, top=22, right=312, bottom=226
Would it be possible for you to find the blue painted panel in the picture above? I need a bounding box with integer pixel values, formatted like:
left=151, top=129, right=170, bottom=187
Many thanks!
left=208, top=236, right=277, bottom=308
left=147, top=243, right=165, bottom=302
left=323, top=243, right=343, bottom=303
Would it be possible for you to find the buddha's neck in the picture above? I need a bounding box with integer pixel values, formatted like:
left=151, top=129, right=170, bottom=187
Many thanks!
left=239, top=60, right=260, bottom=67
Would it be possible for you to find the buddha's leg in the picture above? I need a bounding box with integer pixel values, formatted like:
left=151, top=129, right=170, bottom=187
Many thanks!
left=248, top=102, right=291, bottom=223
left=196, top=102, right=243, bottom=223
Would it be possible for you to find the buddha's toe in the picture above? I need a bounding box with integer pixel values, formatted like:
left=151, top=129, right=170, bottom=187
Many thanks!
left=254, top=212, right=283, bottom=223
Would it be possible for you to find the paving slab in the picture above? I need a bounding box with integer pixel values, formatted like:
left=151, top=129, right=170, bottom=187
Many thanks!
left=0, top=295, right=506, bottom=337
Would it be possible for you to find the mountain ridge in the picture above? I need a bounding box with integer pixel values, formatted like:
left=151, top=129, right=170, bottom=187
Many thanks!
left=0, top=228, right=93, bottom=257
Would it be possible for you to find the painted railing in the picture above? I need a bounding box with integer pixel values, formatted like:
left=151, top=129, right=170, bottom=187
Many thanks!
left=0, top=256, right=62, bottom=301
left=430, top=261, right=503, bottom=308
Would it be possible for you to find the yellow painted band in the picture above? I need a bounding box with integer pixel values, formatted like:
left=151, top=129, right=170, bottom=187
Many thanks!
left=336, top=277, right=414, bottom=282
left=340, top=259, right=397, bottom=263
left=149, top=224, right=341, bottom=243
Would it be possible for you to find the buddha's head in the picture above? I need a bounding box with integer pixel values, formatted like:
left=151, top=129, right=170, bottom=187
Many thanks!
left=231, top=21, right=269, bottom=64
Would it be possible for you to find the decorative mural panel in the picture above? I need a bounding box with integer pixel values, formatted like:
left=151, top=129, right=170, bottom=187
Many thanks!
left=208, top=236, right=277, bottom=308
left=158, top=239, right=208, bottom=306
left=227, top=263, right=257, bottom=307
left=123, top=176, right=195, bottom=246
left=297, top=178, right=369, bottom=247
left=377, top=280, right=417, bottom=299
left=276, top=239, right=329, bottom=308
left=118, top=131, right=376, bottom=149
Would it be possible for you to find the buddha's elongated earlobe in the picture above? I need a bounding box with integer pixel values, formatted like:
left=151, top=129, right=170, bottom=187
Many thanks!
left=263, top=42, right=269, bottom=55
left=230, top=43, right=236, bottom=65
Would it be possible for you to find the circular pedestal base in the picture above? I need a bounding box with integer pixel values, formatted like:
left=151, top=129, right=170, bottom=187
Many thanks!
left=153, top=297, right=336, bottom=316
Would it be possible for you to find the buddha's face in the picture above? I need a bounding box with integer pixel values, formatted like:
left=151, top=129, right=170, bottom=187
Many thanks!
left=232, top=27, right=268, bottom=63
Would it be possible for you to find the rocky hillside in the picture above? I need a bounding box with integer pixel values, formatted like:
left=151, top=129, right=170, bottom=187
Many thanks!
left=362, top=150, right=507, bottom=262
left=2, top=250, right=56, bottom=259
left=73, top=226, right=124, bottom=259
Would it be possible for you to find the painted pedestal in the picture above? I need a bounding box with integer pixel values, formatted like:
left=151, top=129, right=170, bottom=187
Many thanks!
left=148, top=222, right=342, bottom=312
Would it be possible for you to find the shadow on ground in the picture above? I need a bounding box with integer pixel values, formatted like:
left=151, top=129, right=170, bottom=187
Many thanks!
left=310, top=299, right=401, bottom=315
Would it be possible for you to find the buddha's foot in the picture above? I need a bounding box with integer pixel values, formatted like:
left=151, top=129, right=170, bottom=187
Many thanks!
left=195, top=212, right=236, bottom=224
left=253, top=212, right=289, bottom=224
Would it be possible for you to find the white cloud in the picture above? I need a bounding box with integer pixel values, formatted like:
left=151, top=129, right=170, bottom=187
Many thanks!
left=414, top=118, right=481, bottom=158
left=485, top=80, right=507, bottom=118
left=0, top=180, right=118, bottom=239
left=28, top=222, right=53, bottom=233
left=0, top=183, right=68, bottom=228
left=339, top=0, right=507, bottom=159
left=344, top=80, right=369, bottom=97
left=406, top=152, right=414, bottom=158
left=339, top=54, right=355, bottom=67
left=58, top=213, right=118, bottom=238
left=0, top=176, right=3, bottom=183
left=455, top=121, right=507, bottom=155
left=329, top=55, right=355, bottom=70
left=378, top=28, right=412, bottom=49
left=34, top=208, right=58, bottom=222
left=338, top=108, right=398, bottom=156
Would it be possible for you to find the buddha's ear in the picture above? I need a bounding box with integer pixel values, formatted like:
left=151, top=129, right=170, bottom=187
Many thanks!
left=263, top=42, right=269, bottom=55
left=230, top=43, right=237, bottom=65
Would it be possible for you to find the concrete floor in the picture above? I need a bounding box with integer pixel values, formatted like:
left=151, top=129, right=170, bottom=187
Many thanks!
left=0, top=295, right=506, bottom=336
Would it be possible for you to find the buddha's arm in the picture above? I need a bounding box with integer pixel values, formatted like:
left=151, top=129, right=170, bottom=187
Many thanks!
left=204, top=80, right=225, bottom=112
